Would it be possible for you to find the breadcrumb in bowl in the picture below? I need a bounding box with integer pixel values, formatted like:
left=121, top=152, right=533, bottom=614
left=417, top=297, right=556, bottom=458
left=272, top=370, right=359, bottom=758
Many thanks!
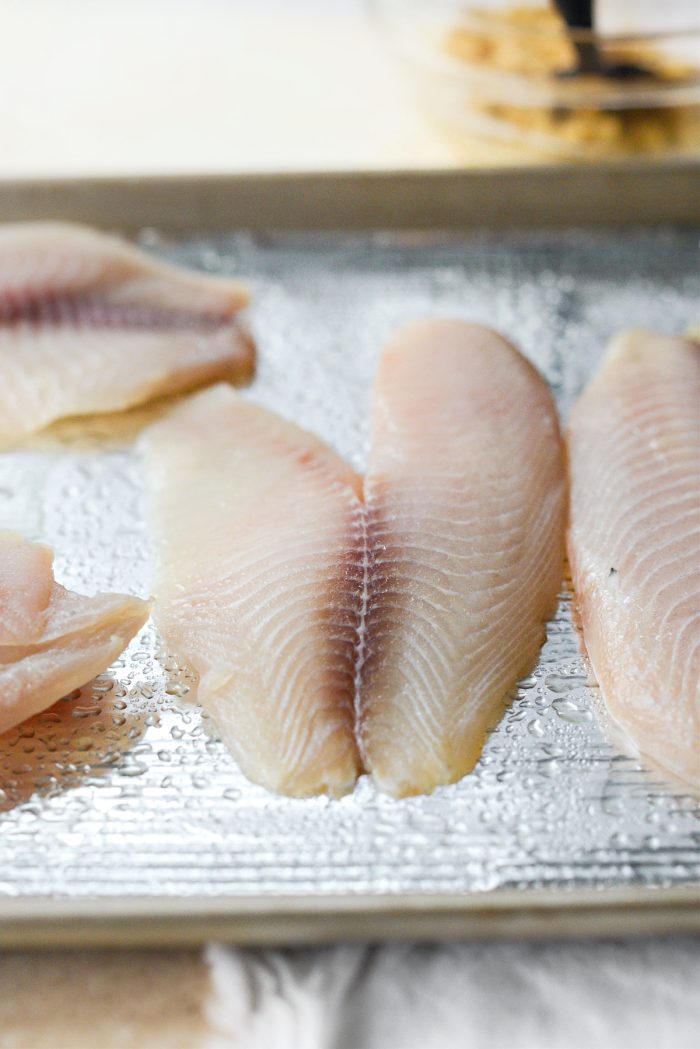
left=372, top=1, right=700, bottom=158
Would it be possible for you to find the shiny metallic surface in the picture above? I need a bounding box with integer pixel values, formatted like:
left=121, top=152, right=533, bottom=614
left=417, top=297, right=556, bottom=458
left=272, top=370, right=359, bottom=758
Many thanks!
left=1, top=228, right=698, bottom=904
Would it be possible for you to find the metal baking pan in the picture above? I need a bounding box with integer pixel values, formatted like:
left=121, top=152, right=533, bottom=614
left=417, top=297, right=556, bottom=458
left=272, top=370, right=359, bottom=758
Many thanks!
left=1, top=161, right=699, bottom=948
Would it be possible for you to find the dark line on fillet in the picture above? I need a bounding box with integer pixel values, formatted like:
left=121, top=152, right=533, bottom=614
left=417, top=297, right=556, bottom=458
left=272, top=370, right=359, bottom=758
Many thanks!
left=0, top=294, right=237, bottom=332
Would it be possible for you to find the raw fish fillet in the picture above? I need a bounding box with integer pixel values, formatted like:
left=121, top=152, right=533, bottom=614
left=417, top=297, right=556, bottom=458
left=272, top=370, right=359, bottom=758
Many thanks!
left=358, top=320, right=566, bottom=796
left=0, top=222, right=254, bottom=447
left=567, top=331, right=700, bottom=788
left=0, top=531, right=54, bottom=646
left=0, top=532, right=150, bottom=735
left=142, top=322, right=564, bottom=798
left=141, top=386, right=363, bottom=797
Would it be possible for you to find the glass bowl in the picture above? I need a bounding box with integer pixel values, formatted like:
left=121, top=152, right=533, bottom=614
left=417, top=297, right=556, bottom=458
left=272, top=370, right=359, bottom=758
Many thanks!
left=370, top=0, right=700, bottom=159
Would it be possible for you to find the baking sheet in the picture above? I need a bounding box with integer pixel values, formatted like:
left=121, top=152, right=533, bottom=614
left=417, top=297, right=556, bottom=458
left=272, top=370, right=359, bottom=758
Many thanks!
left=1, top=161, right=699, bottom=233
left=1, top=224, right=699, bottom=942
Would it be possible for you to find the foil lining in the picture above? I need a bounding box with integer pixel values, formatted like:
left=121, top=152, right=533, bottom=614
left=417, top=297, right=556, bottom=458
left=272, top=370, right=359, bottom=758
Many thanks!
left=0, top=227, right=698, bottom=899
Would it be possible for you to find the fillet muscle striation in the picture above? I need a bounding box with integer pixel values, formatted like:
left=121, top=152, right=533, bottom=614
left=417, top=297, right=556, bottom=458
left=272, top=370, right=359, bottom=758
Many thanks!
left=0, top=222, right=254, bottom=447
left=144, top=321, right=566, bottom=796
left=567, top=330, right=700, bottom=788
left=0, top=532, right=150, bottom=735
left=141, top=387, right=364, bottom=797
left=358, top=321, right=566, bottom=795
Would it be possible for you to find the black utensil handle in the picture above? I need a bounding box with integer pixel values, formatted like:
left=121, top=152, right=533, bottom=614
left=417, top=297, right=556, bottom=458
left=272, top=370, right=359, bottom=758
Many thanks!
left=553, top=0, right=594, bottom=29
left=553, top=0, right=603, bottom=75
left=554, top=0, right=651, bottom=78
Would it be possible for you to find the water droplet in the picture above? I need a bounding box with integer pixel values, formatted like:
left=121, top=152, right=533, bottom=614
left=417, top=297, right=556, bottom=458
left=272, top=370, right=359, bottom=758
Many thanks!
left=545, top=674, right=575, bottom=694
left=552, top=697, right=593, bottom=724
left=119, top=762, right=147, bottom=778
left=518, top=674, right=538, bottom=690
left=71, top=704, right=101, bottom=719
left=165, top=682, right=190, bottom=697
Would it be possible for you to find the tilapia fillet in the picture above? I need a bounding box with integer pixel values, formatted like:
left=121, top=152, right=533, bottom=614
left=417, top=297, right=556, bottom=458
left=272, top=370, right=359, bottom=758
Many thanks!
left=0, top=222, right=254, bottom=448
left=143, top=321, right=565, bottom=797
left=141, top=388, right=364, bottom=798
left=567, top=331, right=700, bottom=788
left=0, top=532, right=150, bottom=735
left=358, top=321, right=566, bottom=795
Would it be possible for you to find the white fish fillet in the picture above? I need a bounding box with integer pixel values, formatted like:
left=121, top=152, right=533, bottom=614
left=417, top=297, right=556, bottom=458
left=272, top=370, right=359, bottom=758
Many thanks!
left=143, top=321, right=565, bottom=798
left=357, top=320, right=567, bottom=796
left=0, top=531, right=54, bottom=646
left=0, top=532, right=150, bottom=735
left=0, top=222, right=254, bottom=447
left=567, top=330, right=700, bottom=788
left=141, top=386, right=363, bottom=797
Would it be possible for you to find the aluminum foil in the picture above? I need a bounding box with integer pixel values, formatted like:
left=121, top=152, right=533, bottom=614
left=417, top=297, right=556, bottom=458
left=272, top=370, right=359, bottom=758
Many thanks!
left=1, top=228, right=698, bottom=899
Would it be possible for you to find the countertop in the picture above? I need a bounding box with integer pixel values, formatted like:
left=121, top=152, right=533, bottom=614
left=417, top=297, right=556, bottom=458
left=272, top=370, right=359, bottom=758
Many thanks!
left=0, top=0, right=539, bottom=181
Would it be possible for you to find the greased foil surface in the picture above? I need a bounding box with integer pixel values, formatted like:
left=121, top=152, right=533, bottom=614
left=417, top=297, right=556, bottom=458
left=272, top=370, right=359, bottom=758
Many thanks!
left=1, top=228, right=698, bottom=900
